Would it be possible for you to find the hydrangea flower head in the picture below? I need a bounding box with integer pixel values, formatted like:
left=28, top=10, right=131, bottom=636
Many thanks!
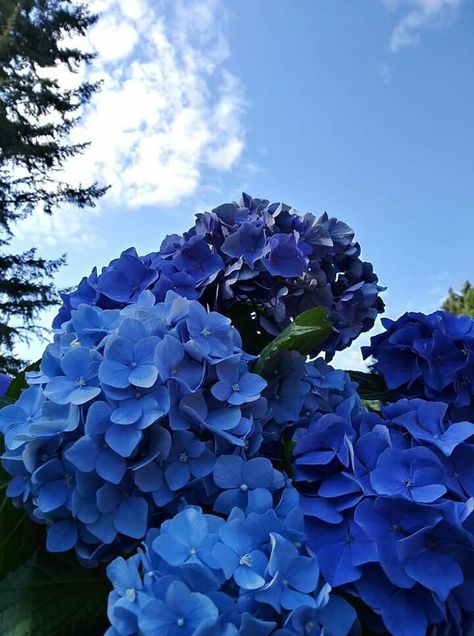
left=105, top=501, right=356, bottom=636
left=261, top=350, right=363, bottom=444
left=292, top=397, right=474, bottom=636
left=363, top=310, right=474, bottom=420
left=0, top=291, right=268, bottom=564
left=54, top=194, right=384, bottom=357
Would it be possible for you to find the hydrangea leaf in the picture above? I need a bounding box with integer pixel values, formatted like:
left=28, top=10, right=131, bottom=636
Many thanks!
left=0, top=551, right=109, bottom=636
left=254, top=307, right=331, bottom=374
left=348, top=371, right=394, bottom=402
left=0, top=489, right=44, bottom=581
left=4, top=360, right=40, bottom=403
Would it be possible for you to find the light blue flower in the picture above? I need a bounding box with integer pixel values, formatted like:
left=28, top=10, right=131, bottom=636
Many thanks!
left=44, top=349, right=101, bottom=405
left=213, top=517, right=268, bottom=590
left=100, top=326, right=160, bottom=389
left=139, top=580, right=218, bottom=636
left=153, top=507, right=223, bottom=569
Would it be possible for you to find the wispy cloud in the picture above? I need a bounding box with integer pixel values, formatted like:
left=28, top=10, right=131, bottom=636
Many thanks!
left=384, top=0, right=462, bottom=52
left=15, top=0, right=246, bottom=246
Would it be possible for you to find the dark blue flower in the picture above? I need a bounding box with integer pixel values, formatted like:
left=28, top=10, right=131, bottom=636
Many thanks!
left=221, top=221, right=266, bottom=267
left=370, top=446, right=447, bottom=503
left=363, top=310, right=474, bottom=419
left=305, top=516, right=376, bottom=586
left=292, top=414, right=354, bottom=482
left=163, top=431, right=215, bottom=491
left=385, top=399, right=474, bottom=456
left=54, top=194, right=384, bottom=357
left=155, top=335, right=203, bottom=390
left=0, top=373, right=11, bottom=395
left=255, top=533, right=320, bottom=611
left=213, top=455, right=283, bottom=514
left=96, top=250, right=159, bottom=304
left=212, top=358, right=267, bottom=406
left=262, top=233, right=307, bottom=278
left=281, top=594, right=356, bottom=636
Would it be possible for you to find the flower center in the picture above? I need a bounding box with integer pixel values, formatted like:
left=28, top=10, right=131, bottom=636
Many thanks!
left=179, top=452, right=189, bottom=463
left=171, top=367, right=181, bottom=375
left=232, top=383, right=240, bottom=392
left=239, top=553, right=253, bottom=567
left=240, top=483, right=248, bottom=492
left=189, top=547, right=196, bottom=555
left=76, top=376, right=86, bottom=387
left=126, top=588, right=136, bottom=602
left=64, top=473, right=73, bottom=485
left=177, top=617, right=184, bottom=627
left=201, top=327, right=211, bottom=337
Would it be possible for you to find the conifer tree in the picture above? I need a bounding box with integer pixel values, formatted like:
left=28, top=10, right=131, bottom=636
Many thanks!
left=0, top=0, right=108, bottom=374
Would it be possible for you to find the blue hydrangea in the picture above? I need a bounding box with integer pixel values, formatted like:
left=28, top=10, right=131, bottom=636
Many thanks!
left=0, top=372, right=11, bottom=395
left=292, top=397, right=474, bottom=636
left=363, top=310, right=474, bottom=421
left=54, top=194, right=384, bottom=357
left=105, top=501, right=356, bottom=636
left=261, top=350, right=363, bottom=444
left=0, top=291, right=268, bottom=564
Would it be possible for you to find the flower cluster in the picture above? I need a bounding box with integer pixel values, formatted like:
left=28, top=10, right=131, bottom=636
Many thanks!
left=106, top=502, right=356, bottom=636
left=0, top=291, right=268, bottom=564
left=363, top=311, right=474, bottom=421
left=261, top=351, right=363, bottom=444
left=54, top=194, right=384, bottom=356
left=292, top=397, right=474, bottom=636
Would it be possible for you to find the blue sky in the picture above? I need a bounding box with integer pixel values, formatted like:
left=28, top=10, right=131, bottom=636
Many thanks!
left=13, top=0, right=474, bottom=368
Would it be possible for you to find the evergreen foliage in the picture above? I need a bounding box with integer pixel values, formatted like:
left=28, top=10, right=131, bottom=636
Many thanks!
left=0, top=0, right=108, bottom=373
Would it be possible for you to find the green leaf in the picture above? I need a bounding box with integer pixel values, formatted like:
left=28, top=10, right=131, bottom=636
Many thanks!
left=349, top=371, right=394, bottom=402
left=0, top=361, right=108, bottom=636
left=281, top=437, right=296, bottom=478
left=254, top=307, right=332, bottom=374
left=0, top=551, right=109, bottom=636
left=5, top=361, right=40, bottom=403
left=0, top=495, right=44, bottom=582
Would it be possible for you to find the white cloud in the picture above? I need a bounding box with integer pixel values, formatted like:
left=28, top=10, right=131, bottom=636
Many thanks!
left=384, top=0, right=462, bottom=52
left=15, top=0, right=246, bottom=246
left=332, top=345, right=369, bottom=372
left=332, top=317, right=385, bottom=372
